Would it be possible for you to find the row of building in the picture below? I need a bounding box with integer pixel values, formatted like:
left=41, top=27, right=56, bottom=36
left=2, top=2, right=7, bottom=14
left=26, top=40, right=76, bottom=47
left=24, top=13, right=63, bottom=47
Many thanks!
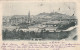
left=3, top=11, right=77, bottom=29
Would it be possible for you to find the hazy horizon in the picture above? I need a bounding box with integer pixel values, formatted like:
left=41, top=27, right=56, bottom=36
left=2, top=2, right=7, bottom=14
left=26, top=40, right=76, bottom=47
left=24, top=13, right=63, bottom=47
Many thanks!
left=3, top=2, right=76, bottom=16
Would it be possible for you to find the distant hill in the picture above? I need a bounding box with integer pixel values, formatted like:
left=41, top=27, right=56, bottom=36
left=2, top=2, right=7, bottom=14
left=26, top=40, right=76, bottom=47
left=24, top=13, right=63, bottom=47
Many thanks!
left=36, top=12, right=76, bottom=19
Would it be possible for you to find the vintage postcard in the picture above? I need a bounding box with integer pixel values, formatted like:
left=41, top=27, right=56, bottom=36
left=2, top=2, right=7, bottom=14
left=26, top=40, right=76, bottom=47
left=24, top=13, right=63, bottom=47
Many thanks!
left=0, top=0, right=80, bottom=50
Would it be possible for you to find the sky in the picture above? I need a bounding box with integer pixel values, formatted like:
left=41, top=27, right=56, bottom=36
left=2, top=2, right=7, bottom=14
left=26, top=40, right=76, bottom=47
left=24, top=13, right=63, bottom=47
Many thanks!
left=3, top=2, right=76, bottom=16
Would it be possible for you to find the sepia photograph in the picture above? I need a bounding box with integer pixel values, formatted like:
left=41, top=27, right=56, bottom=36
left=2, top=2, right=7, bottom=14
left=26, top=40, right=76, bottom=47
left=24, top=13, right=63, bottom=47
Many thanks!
left=2, top=2, right=78, bottom=40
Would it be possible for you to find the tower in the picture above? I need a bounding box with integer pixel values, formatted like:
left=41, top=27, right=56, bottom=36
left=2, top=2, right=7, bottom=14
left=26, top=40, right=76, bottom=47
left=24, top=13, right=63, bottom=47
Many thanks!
left=28, top=11, right=31, bottom=23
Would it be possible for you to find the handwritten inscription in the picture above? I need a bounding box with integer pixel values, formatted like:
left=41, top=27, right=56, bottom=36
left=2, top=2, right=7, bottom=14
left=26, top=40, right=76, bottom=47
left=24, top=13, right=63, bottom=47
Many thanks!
left=1, top=41, right=80, bottom=50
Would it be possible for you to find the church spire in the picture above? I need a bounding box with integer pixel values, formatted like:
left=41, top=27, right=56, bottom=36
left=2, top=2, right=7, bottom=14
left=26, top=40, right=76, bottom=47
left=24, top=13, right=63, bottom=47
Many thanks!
left=28, top=10, right=31, bottom=23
